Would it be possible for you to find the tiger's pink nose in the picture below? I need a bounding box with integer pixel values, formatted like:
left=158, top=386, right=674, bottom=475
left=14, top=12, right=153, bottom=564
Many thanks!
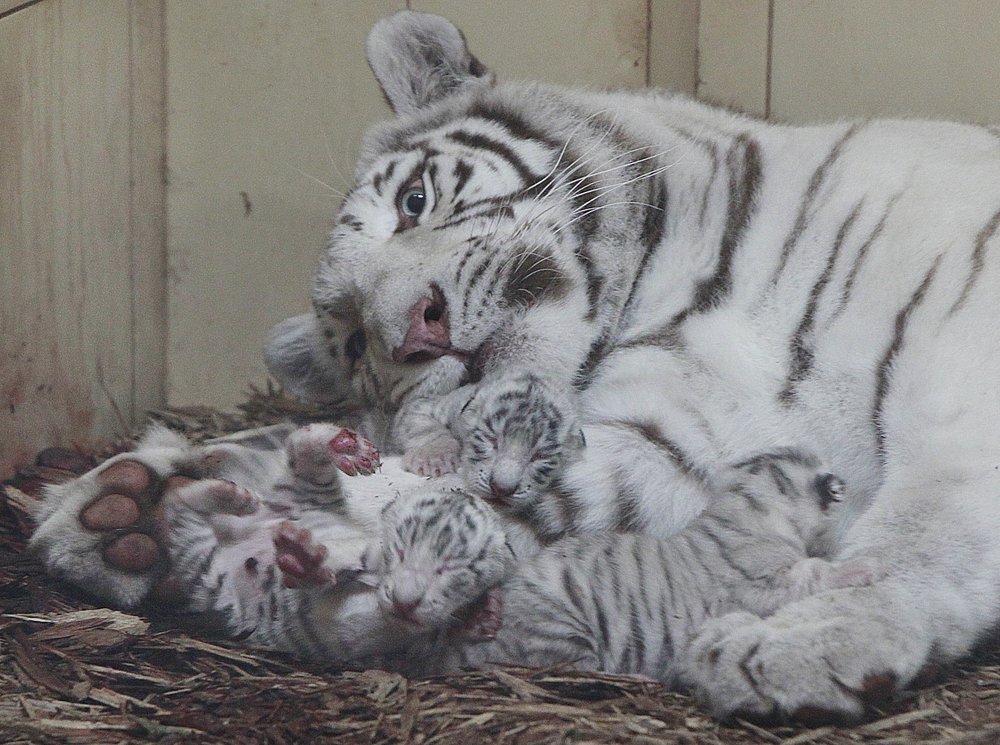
left=391, top=597, right=421, bottom=623
left=392, top=286, right=451, bottom=363
left=489, top=476, right=516, bottom=502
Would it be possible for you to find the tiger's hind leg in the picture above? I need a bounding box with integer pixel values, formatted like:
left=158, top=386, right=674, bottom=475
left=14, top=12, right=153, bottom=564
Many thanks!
left=30, top=440, right=194, bottom=609
left=29, top=426, right=282, bottom=609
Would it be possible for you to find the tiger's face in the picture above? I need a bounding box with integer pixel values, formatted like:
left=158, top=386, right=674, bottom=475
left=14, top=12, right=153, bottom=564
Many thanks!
left=266, top=12, right=586, bottom=415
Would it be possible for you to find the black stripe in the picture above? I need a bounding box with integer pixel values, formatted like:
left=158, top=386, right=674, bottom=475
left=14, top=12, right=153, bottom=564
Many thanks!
left=609, top=419, right=708, bottom=483
left=591, top=587, right=611, bottom=651
left=574, top=335, right=611, bottom=386
left=620, top=172, right=670, bottom=318
left=453, top=237, right=485, bottom=285
left=561, top=565, right=588, bottom=618
left=949, top=206, right=1000, bottom=315
left=462, top=251, right=501, bottom=311
left=698, top=527, right=757, bottom=581
left=446, top=130, right=539, bottom=186
left=770, top=124, right=861, bottom=284
left=779, top=200, right=863, bottom=402
left=766, top=462, right=794, bottom=496
left=452, top=159, right=473, bottom=197
left=372, top=160, right=397, bottom=196
left=433, top=203, right=516, bottom=232
left=872, top=255, right=943, bottom=461
left=668, top=135, right=762, bottom=330
left=614, top=480, right=642, bottom=532
left=466, top=101, right=563, bottom=150
left=830, top=195, right=899, bottom=323
left=575, top=246, right=603, bottom=322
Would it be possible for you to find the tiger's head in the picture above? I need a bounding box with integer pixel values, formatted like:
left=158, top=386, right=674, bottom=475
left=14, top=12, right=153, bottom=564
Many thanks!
left=265, top=11, right=604, bottom=419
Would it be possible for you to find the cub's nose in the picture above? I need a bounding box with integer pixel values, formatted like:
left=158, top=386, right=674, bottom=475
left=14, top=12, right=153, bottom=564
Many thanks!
left=391, top=285, right=451, bottom=363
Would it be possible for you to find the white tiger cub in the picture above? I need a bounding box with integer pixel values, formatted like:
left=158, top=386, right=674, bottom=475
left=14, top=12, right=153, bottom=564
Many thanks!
left=31, top=422, right=429, bottom=661
left=369, top=449, right=878, bottom=684
left=28, top=9, right=1000, bottom=722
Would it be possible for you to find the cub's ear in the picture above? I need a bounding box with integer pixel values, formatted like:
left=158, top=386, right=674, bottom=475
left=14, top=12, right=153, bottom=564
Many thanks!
left=366, top=10, right=494, bottom=115
left=264, top=313, right=349, bottom=404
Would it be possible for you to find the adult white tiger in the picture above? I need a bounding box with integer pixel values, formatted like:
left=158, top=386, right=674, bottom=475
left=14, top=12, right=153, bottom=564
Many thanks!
left=30, top=10, right=1000, bottom=723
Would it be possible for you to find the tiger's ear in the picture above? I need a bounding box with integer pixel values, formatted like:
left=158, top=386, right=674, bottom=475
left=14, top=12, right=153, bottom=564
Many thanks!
left=366, top=11, right=494, bottom=115
left=264, top=313, right=347, bottom=404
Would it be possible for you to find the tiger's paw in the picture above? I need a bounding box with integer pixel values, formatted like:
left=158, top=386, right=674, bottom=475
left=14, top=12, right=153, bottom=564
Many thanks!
left=287, top=423, right=381, bottom=483
left=402, top=434, right=461, bottom=477
left=30, top=448, right=197, bottom=609
left=679, top=589, right=926, bottom=724
left=450, top=588, right=503, bottom=640
left=458, top=372, right=584, bottom=512
left=172, top=478, right=260, bottom=516
left=274, top=521, right=334, bottom=588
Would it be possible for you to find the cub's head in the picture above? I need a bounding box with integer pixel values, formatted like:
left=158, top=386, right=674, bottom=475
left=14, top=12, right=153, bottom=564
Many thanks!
left=457, top=373, right=585, bottom=515
left=266, top=11, right=599, bottom=415
left=372, top=489, right=513, bottom=631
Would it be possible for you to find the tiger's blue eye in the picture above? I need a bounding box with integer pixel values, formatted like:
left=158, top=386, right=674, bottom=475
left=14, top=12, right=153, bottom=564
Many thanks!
left=399, top=187, right=426, bottom=217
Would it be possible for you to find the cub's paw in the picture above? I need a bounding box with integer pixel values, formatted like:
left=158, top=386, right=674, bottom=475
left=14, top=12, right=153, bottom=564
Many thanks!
left=402, top=433, right=461, bottom=477
left=450, top=588, right=503, bottom=640
left=287, top=423, right=381, bottom=483
left=374, top=489, right=513, bottom=631
left=30, top=451, right=196, bottom=609
left=459, top=373, right=584, bottom=512
left=273, top=521, right=335, bottom=588
left=171, top=479, right=260, bottom=516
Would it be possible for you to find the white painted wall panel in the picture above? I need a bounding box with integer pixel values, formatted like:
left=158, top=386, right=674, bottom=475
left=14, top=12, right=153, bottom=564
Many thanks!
left=770, top=0, right=1000, bottom=125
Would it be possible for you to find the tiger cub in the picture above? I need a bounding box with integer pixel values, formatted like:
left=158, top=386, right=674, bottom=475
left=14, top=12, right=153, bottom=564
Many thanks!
left=374, top=449, right=878, bottom=683
left=394, top=372, right=585, bottom=519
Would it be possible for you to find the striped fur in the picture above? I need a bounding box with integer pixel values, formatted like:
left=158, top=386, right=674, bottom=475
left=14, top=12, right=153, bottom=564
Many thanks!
left=390, top=450, right=873, bottom=684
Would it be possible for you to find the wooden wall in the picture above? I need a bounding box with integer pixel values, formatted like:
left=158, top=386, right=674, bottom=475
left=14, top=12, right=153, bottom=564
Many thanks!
left=0, top=0, right=165, bottom=477
left=2, top=0, right=999, bottom=477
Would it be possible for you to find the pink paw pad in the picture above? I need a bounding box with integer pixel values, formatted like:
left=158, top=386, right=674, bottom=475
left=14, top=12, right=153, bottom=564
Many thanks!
left=329, top=429, right=381, bottom=476
left=452, top=588, right=503, bottom=640
left=274, top=521, right=333, bottom=588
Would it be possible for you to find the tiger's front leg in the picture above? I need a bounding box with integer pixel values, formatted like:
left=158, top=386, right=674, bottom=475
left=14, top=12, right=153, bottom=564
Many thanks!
left=678, top=470, right=1000, bottom=723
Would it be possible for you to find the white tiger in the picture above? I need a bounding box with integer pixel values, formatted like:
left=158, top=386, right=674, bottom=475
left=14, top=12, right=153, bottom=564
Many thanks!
left=29, top=10, right=1000, bottom=722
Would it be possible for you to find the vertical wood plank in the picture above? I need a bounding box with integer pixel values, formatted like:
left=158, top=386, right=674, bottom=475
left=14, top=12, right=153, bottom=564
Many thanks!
left=771, top=0, right=1000, bottom=124
left=412, top=0, right=647, bottom=88
left=696, top=0, right=770, bottom=116
left=165, top=1, right=403, bottom=409
left=648, top=0, right=699, bottom=94
left=128, top=0, right=168, bottom=420
left=0, top=0, right=141, bottom=477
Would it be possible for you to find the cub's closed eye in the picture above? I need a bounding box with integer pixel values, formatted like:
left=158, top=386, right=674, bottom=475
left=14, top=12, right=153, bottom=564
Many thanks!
left=345, top=330, right=366, bottom=361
